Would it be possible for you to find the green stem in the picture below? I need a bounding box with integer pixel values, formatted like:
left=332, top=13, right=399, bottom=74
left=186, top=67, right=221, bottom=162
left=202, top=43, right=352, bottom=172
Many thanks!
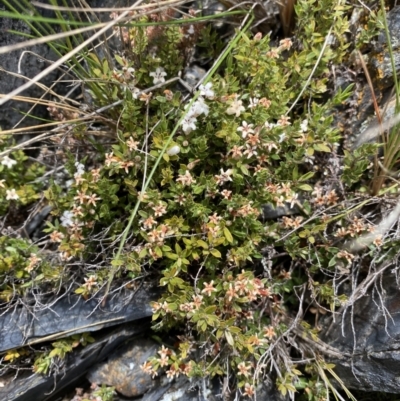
left=102, top=14, right=255, bottom=305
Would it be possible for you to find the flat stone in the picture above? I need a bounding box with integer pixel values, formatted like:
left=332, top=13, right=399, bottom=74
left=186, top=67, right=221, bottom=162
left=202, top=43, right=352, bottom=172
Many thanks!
left=87, top=338, right=159, bottom=397
left=0, top=321, right=149, bottom=401
left=321, top=270, right=400, bottom=392
left=0, top=285, right=159, bottom=353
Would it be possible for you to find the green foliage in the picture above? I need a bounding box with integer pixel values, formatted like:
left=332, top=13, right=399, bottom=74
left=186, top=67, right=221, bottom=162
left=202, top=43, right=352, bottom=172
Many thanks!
left=39, top=2, right=360, bottom=396
left=0, top=135, right=45, bottom=215
left=32, top=332, right=95, bottom=375
left=356, top=9, right=385, bottom=46
left=0, top=236, right=61, bottom=302
left=2, top=0, right=393, bottom=398
left=92, top=384, right=116, bottom=401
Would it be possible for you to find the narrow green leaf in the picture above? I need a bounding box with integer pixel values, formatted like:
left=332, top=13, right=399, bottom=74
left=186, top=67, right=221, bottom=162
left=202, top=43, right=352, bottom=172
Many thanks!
left=223, top=227, right=233, bottom=243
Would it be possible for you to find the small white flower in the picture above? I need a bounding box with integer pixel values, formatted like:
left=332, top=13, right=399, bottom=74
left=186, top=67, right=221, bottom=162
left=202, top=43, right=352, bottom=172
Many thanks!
left=191, top=97, right=209, bottom=117
left=181, top=114, right=197, bottom=133
left=264, top=121, right=276, bottom=130
left=6, top=188, right=19, bottom=200
left=199, top=82, right=214, bottom=99
left=186, top=24, right=195, bottom=36
left=278, top=133, right=286, bottom=143
left=150, top=67, right=167, bottom=85
left=237, top=121, right=254, bottom=138
left=300, top=119, right=308, bottom=132
left=243, top=145, right=258, bottom=159
left=167, top=145, right=180, bottom=156
left=61, top=210, right=75, bottom=227
left=1, top=155, right=17, bottom=169
left=226, top=97, right=245, bottom=117
left=124, top=67, right=135, bottom=79
left=248, top=97, right=259, bottom=109
left=75, top=162, right=85, bottom=175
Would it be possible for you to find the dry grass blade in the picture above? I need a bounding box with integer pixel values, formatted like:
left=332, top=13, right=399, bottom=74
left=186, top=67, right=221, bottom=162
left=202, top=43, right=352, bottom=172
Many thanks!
left=0, top=0, right=187, bottom=107
left=0, top=23, right=108, bottom=55
left=31, top=0, right=188, bottom=13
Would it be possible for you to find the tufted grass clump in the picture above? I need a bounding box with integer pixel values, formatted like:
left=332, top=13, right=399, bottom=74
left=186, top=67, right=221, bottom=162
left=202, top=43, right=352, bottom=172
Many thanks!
left=1, top=0, right=397, bottom=399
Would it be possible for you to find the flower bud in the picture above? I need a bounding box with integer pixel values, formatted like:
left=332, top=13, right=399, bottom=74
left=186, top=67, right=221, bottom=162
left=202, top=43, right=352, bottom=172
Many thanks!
left=167, top=145, right=180, bottom=156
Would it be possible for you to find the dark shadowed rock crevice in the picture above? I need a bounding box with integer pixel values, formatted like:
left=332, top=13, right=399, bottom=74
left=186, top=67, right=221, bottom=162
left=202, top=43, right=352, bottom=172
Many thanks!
left=321, top=269, right=400, bottom=393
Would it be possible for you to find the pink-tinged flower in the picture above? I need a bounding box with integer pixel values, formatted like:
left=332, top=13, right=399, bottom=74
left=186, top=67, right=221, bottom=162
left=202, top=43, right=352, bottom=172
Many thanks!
left=277, top=115, right=291, bottom=126
left=229, top=145, right=244, bottom=159
left=119, top=160, right=134, bottom=173
left=208, top=213, right=221, bottom=224
left=143, top=216, right=157, bottom=229
left=237, top=121, right=254, bottom=138
left=139, top=92, right=152, bottom=104
left=127, top=137, right=140, bottom=151
left=86, top=193, right=101, bottom=207
left=152, top=202, right=167, bottom=217
left=243, top=383, right=255, bottom=397
left=246, top=133, right=260, bottom=147
left=166, top=365, right=179, bottom=379
left=214, top=168, right=233, bottom=185
left=226, top=96, right=245, bottom=117
left=337, top=250, right=355, bottom=263
left=263, top=325, right=276, bottom=339
left=373, top=236, right=383, bottom=247
left=74, top=190, right=87, bottom=204
left=158, top=355, right=169, bottom=367
left=140, top=361, right=153, bottom=374
left=50, top=230, right=64, bottom=243
left=273, top=196, right=285, bottom=207
left=220, top=189, right=232, bottom=199
left=158, top=345, right=171, bottom=358
left=105, top=152, right=120, bottom=167
left=259, top=97, right=271, bottom=108
left=201, top=280, right=217, bottom=296
left=176, top=170, right=196, bottom=186
left=279, top=38, right=293, bottom=50
left=237, top=362, right=252, bottom=378
left=191, top=294, right=203, bottom=309
left=266, top=49, right=279, bottom=58
left=91, top=168, right=101, bottom=182
left=226, top=284, right=237, bottom=301
left=83, top=275, right=97, bottom=291
left=72, top=205, right=84, bottom=217
left=74, top=174, right=86, bottom=185
left=25, top=253, right=41, bottom=273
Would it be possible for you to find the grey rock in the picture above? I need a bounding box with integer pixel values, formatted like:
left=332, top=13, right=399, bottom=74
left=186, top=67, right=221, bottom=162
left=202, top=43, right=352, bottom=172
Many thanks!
left=261, top=202, right=301, bottom=221
left=0, top=321, right=149, bottom=401
left=143, top=376, right=220, bottom=401
left=87, top=338, right=160, bottom=397
left=369, top=6, right=400, bottom=90
left=321, top=270, right=400, bottom=392
left=0, top=285, right=159, bottom=353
